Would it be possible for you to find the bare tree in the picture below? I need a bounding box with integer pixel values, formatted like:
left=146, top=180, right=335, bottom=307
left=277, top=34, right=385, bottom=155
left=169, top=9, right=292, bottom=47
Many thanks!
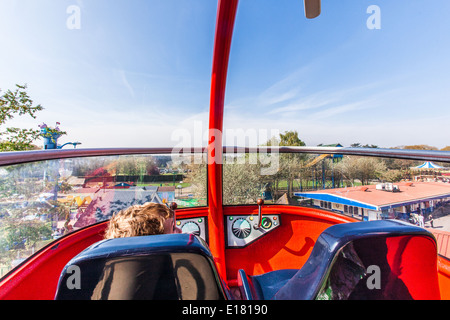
left=335, top=156, right=387, bottom=186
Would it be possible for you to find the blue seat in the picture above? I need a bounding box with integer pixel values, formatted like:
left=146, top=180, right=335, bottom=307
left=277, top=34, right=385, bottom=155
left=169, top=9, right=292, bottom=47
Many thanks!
left=238, top=269, right=297, bottom=300
left=238, top=220, right=439, bottom=300
left=55, top=233, right=228, bottom=300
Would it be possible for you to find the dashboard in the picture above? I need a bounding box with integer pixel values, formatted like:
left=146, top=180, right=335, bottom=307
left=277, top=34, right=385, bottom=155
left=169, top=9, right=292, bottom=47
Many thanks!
left=176, top=217, right=208, bottom=242
left=176, top=214, right=281, bottom=248
left=225, top=214, right=281, bottom=248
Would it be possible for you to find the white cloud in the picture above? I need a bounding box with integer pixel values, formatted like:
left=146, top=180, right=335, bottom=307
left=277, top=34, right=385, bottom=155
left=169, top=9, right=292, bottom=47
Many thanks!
left=116, top=69, right=135, bottom=99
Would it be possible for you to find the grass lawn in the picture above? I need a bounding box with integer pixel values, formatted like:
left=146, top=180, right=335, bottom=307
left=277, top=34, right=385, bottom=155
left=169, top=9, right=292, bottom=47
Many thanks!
left=136, top=182, right=191, bottom=188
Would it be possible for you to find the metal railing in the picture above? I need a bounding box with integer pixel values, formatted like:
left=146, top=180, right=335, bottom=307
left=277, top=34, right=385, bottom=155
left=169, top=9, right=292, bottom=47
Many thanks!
left=0, top=146, right=450, bottom=166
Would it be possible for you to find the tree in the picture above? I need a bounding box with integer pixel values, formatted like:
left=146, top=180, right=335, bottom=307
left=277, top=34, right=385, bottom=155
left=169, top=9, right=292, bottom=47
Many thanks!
left=222, top=158, right=265, bottom=205
left=262, top=131, right=311, bottom=198
left=351, top=143, right=378, bottom=148
left=184, top=161, right=207, bottom=204
left=381, top=169, right=404, bottom=183
left=277, top=131, right=307, bottom=197
left=0, top=160, right=56, bottom=268
left=0, top=84, right=44, bottom=151
left=335, top=156, right=387, bottom=186
left=146, top=158, right=160, bottom=176
left=187, top=130, right=310, bottom=204
left=279, top=130, right=306, bottom=147
left=402, top=144, right=438, bottom=150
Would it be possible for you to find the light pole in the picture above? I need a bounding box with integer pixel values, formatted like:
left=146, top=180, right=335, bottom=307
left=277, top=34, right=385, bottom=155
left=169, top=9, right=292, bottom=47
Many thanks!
left=58, top=142, right=82, bottom=149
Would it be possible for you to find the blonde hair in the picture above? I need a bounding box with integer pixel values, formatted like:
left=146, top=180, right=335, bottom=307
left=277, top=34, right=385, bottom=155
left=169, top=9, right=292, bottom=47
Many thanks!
left=104, top=202, right=174, bottom=239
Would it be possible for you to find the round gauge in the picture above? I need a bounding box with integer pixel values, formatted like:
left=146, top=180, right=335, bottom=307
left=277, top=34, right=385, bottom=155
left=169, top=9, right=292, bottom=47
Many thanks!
left=181, top=221, right=201, bottom=236
left=232, top=218, right=252, bottom=239
left=261, top=217, right=272, bottom=229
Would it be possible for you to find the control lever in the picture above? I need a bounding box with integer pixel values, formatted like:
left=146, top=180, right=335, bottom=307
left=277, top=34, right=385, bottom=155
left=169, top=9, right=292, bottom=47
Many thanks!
left=170, top=202, right=177, bottom=221
left=169, top=202, right=178, bottom=232
left=254, top=198, right=264, bottom=229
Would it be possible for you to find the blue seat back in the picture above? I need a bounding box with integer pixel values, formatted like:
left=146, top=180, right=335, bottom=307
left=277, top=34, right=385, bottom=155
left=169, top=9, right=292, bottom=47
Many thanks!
left=55, top=233, right=227, bottom=300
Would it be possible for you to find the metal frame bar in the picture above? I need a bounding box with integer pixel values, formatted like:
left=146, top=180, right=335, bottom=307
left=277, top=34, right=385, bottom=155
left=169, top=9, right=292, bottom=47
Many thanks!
left=207, top=0, right=239, bottom=281
left=1, top=146, right=449, bottom=166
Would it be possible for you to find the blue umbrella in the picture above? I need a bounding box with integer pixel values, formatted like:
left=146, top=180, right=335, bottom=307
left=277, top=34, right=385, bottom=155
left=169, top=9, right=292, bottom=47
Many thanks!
left=412, top=161, right=444, bottom=169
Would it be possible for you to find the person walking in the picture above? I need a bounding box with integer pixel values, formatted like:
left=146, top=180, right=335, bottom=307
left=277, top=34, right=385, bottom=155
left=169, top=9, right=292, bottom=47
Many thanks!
left=428, top=213, right=434, bottom=228
left=418, top=213, right=424, bottom=228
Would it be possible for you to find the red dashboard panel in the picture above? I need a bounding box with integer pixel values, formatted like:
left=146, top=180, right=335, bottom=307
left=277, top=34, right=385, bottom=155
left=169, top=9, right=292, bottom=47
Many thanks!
left=223, top=205, right=356, bottom=284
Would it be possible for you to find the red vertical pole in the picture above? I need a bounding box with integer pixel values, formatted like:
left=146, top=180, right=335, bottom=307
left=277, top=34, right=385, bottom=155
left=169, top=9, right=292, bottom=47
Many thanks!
left=208, top=0, right=238, bottom=281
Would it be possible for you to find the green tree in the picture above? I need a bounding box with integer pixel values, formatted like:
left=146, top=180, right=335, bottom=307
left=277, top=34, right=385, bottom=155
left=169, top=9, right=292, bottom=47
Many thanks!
left=279, top=130, right=306, bottom=147
left=0, top=84, right=43, bottom=151
left=263, top=131, right=309, bottom=198
left=184, top=160, right=207, bottom=205
left=278, top=131, right=306, bottom=197
left=222, top=157, right=265, bottom=205
left=351, top=143, right=378, bottom=148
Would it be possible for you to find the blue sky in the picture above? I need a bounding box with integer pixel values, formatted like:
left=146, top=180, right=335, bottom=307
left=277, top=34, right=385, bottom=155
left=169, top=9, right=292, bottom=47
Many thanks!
left=1, top=1, right=450, bottom=149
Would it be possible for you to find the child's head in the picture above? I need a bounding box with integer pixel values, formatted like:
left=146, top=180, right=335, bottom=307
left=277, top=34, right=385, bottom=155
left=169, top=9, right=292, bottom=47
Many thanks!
left=104, top=202, right=181, bottom=239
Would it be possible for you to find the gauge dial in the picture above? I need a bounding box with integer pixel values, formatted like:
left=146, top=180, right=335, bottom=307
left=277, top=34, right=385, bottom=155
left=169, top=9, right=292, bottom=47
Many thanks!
left=261, top=217, right=272, bottom=229
left=181, top=221, right=201, bottom=236
left=232, top=218, right=252, bottom=239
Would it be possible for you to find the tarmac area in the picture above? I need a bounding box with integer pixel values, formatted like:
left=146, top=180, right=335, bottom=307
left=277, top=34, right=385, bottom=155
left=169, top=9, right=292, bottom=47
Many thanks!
left=426, top=213, right=450, bottom=231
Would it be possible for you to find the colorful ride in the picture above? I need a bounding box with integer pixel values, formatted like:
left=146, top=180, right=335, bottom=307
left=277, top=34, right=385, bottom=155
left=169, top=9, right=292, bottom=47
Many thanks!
left=0, top=0, right=449, bottom=301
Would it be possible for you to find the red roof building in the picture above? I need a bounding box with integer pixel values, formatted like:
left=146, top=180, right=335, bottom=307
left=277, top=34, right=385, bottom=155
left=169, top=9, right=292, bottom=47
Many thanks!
left=296, top=181, right=450, bottom=221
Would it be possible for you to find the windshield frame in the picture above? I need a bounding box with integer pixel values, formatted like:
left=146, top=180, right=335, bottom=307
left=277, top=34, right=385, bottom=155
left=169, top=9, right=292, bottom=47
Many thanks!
left=2, top=146, right=450, bottom=167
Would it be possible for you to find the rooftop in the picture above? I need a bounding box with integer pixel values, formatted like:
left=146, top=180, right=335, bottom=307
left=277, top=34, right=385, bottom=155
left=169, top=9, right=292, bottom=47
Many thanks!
left=295, top=181, right=450, bottom=211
